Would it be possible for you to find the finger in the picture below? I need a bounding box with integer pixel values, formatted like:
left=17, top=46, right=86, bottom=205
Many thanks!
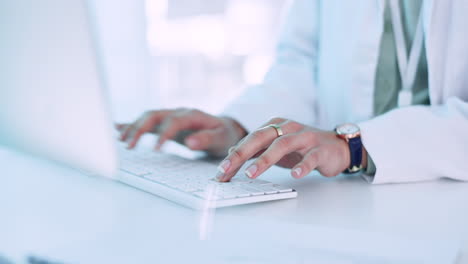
left=215, top=166, right=242, bottom=182
left=120, top=123, right=136, bottom=142
left=116, top=123, right=130, bottom=140
left=115, top=123, right=128, bottom=131
left=120, top=112, right=162, bottom=142
left=217, top=120, right=302, bottom=182
left=233, top=138, right=266, bottom=157
left=216, top=127, right=277, bottom=182
left=243, top=133, right=309, bottom=179
left=127, top=111, right=170, bottom=149
left=290, top=148, right=321, bottom=179
left=263, top=117, right=286, bottom=126
left=155, top=110, right=211, bottom=150
left=127, top=127, right=147, bottom=149
left=233, top=146, right=266, bottom=159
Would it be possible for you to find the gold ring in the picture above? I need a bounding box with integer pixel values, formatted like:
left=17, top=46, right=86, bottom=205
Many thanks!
left=267, top=124, right=283, bottom=137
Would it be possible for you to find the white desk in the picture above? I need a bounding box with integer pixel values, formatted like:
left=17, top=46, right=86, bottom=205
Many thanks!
left=1, top=145, right=467, bottom=263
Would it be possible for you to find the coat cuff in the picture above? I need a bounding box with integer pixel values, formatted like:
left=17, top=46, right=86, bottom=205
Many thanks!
left=361, top=154, right=377, bottom=183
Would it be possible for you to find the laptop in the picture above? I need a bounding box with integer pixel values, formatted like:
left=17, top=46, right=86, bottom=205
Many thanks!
left=0, top=0, right=297, bottom=209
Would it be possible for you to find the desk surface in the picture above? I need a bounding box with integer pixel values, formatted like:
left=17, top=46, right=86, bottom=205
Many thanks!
left=1, top=144, right=467, bottom=263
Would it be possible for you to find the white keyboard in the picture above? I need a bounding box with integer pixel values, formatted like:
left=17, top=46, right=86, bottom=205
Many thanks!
left=116, top=145, right=297, bottom=209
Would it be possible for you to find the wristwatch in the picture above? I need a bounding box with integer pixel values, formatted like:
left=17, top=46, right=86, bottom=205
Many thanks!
left=335, top=123, right=363, bottom=173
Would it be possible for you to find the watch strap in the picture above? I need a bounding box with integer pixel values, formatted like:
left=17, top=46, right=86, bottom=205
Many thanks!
left=345, top=136, right=363, bottom=173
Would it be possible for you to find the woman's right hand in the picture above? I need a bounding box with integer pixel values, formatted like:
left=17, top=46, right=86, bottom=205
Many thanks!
left=116, top=108, right=247, bottom=158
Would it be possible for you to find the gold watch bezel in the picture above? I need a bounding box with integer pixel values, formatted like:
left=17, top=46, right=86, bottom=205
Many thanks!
left=335, top=123, right=361, bottom=141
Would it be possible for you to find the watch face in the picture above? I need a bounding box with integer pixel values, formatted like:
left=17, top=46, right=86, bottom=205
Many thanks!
left=337, top=123, right=360, bottom=135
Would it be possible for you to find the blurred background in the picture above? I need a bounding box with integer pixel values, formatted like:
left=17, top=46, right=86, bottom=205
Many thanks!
left=91, top=0, right=289, bottom=122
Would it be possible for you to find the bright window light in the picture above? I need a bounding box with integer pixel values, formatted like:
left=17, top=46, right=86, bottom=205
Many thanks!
left=144, top=0, right=287, bottom=113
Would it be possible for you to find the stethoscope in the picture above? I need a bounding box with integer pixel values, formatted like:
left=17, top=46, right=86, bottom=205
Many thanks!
left=389, top=0, right=425, bottom=107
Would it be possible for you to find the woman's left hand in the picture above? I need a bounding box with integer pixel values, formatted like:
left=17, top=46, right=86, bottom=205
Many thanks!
left=216, top=117, right=362, bottom=182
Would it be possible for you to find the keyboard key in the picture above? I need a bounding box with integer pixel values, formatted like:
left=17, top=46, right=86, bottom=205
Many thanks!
left=221, top=191, right=238, bottom=199
left=256, top=185, right=280, bottom=194
left=241, top=186, right=265, bottom=196
left=272, top=184, right=293, bottom=193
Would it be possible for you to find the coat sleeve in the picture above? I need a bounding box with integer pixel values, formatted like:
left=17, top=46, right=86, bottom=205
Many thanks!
left=222, top=0, right=320, bottom=132
left=359, top=97, right=468, bottom=183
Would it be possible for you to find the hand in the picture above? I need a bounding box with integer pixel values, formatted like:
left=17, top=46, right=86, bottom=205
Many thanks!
left=116, top=108, right=247, bottom=157
left=216, top=117, right=367, bottom=182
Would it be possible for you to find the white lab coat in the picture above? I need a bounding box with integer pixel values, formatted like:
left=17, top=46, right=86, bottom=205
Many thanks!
left=224, top=0, right=468, bottom=183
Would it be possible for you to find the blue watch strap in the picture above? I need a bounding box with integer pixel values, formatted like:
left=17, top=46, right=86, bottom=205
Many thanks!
left=345, top=136, right=363, bottom=173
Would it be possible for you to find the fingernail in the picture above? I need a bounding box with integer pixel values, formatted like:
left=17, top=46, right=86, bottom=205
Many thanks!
left=293, top=167, right=302, bottom=178
left=186, top=138, right=199, bottom=148
left=215, top=171, right=224, bottom=182
left=245, top=164, right=258, bottom=179
left=217, top=159, right=231, bottom=174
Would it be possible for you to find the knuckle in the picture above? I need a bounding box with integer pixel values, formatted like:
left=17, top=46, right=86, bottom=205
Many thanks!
left=268, top=117, right=284, bottom=124
left=167, top=115, right=181, bottom=125
left=257, top=155, right=273, bottom=168
left=161, top=118, right=173, bottom=129
left=274, top=136, right=293, bottom=149
left=251, top=129, right=267, bottom=141
left=230, top=148, right=246, bottom=161
left=284, top=120, right=303, bottom=132
left=133, top=127, right=145, bottom=135
left=160, top=118, right=177, bottom=132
